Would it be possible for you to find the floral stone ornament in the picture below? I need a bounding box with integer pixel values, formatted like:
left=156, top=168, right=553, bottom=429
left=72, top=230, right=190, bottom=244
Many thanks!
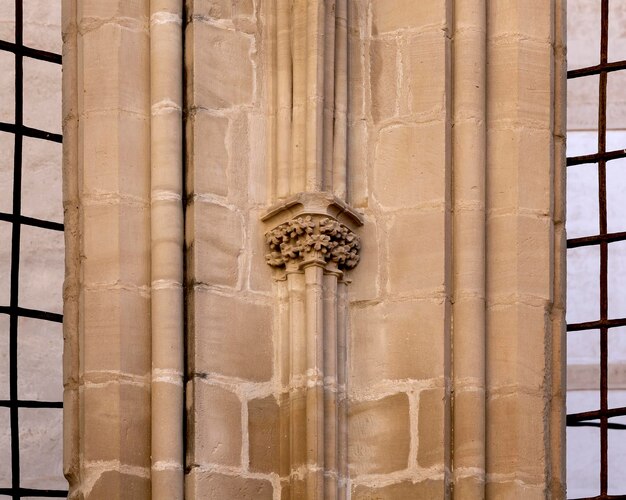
left=265, top=215, right=361, bottom=270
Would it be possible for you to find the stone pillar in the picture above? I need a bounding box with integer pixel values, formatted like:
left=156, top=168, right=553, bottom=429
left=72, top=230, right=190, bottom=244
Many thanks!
left=63, top=1, right=185, bottom=498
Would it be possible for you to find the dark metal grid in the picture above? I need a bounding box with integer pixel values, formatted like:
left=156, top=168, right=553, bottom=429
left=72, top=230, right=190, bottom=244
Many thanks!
left=0, top=1, right=66, bottom=498
left=567, top=1, right=626, bottom=499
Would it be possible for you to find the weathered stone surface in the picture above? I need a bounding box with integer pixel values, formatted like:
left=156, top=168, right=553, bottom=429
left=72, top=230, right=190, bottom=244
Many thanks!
left=82, top=382, right=150, bottom=467
left=82, top=288, right=151, bottom=376
left=418, top=388, right=447, bottom=468
left=192, top=382, right=242, bottom=467
left=190, top=23, right=253, bottom=110
left=372, top=0, right=445, bottom=35
left=373, top=122, right=448, bottom=208
left=388, top=210, right=448, bottom=295
left=351, top=299, right=447, bottom=385
left=82, top=203, right=150, bottom=286
left=189, top=201, right=242, bottom=288
left=89, top=470, right=150, bottom=500
left=188, top=112, right=229, bottom=197
left=353, top=479, right=446, bottom=499
left=348, top=393, right=410, bottom=475
left=187, top=471, right=273, bottom=500
left=193, top=290, right=272, bottom=381
left=248, top=395, right=279, bottom=474
left=370, top=39, right=398, bottom=123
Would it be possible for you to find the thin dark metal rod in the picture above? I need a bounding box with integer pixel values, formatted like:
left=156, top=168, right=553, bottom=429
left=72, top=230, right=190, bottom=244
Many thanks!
left=9, top=2, right=24, bottom=497
left=0, top=212, right=64, bottom=232
left=598, top=0, right=609, bottom=494
left=0, top=488, right=66, bottom=498
left=0, top=306, right=63, bottom=323
left=0, top=39, right=62, bottom=64
left=568, top=231, right=626, bottom=249
left=567, top=149, right=626, bottom=166
left=568, top=317, right=626, bottom=332
left=568, top=59, right=626, bottom=79
left=567, top=421, right=626, bottom=430
left=568, top=406, right=626, bottom=422
left=0, top=400, right=63, bottom=409
left=0, top=122, right=62, bottom=143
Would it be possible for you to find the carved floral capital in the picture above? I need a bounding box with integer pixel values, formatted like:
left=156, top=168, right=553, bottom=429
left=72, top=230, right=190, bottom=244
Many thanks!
left=265, top=215, right=361, bottom=270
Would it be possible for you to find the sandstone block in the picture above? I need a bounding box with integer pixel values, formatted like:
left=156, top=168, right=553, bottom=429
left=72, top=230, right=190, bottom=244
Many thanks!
left=370, top=39, right=398, bottom=123
left=82, top=202, right=150, bottom=286
left=348, top=220, right=380, bottom=301
left=488, top=0, right=552, bottom=42
left=485, top=480, right=545, bottom=499
left=372, top=0, right=445, bottom=34
left=348, top=393, right=410, bottom=475
left=488, top=303, right=548, bottom=391
left=191, top=0, right=254, bottom=20
left=487, top=214, right=552, bottom=300
left=418, top=387, right=447, bottom=468
left=83, top=288, right=150, bottom=376
left=188, top=112, right=229, bottom=197
left=488, top=40, right=552, bottom=126
left=403, top=31, right=448, bottom=118
left=487, top=393, right=547, bottom=477
left=353, top=479, right=446, bottom=499
left=78, top=1, right=149, bottom=20
left=82, top=110, right=150, bottom=200
left=192, top=382, right=241, bottom=467
left=373, top=121, right=448, bottom=208
left=190, top=23, right=253, bottom=109
left=351, top=299, right=447, bottom=385
left=388, top=210, right=449, bottom=294
left=248, top=395, right=279, bottom=474
left=488, top=127, right=552, bottom=213
left=88, top=470, right=150, bottom=500
left=81, top=24, right=149, bottom=114
left=186, top=471, right=273, bottom=500
left=83, top=382, right=150, bottom=467
left=188, top=201, right=242, bottom=288
left=193, top=290, right=272, bottom=381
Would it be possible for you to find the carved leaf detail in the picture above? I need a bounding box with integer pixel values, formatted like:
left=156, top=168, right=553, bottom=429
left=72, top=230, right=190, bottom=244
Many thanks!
left=265, top=216, right=360, bottom=270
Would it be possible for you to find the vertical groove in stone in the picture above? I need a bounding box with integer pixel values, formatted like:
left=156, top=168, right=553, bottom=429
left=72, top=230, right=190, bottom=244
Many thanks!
left=332, top=0, right=348, bottom=200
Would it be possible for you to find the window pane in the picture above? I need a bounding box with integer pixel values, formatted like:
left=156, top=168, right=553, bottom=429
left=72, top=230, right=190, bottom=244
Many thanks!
left=567, top=162, right=599, bottom=239
left=18, top=318, right=62, bottom=402
left=21, top=137, right=62, bottom=223
left=567, top=423, right=601, bottom=498
left=568, top=245, right=600, bottom=325
left=18, top=408, right=63, bottom=490
left=18, top=225, right=63, bottom=314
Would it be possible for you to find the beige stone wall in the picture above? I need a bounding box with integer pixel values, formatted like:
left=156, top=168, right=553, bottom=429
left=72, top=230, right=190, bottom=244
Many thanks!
left=184, top=0, right=276, bottom=496
left=61, top=0, right=566, bottom=498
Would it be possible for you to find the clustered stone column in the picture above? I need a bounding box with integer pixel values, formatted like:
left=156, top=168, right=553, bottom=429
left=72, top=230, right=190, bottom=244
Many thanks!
left=262, top=195, right=361, bottom=498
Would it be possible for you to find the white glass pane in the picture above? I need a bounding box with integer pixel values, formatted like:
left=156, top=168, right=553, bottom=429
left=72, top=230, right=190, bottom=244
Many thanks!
left=18, top=225, right=63, bottom=314
left=567, top=162, right=598, bottom=239
left=568, top=245, right=600, bottom=325
left=19, top=408, right=64, bottom=490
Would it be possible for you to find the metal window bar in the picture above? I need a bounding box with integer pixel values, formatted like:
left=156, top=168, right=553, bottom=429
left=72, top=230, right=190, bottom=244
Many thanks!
left=567, top=1, right=626, bottom=499
left=0, top=1, right=65, bottom=498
